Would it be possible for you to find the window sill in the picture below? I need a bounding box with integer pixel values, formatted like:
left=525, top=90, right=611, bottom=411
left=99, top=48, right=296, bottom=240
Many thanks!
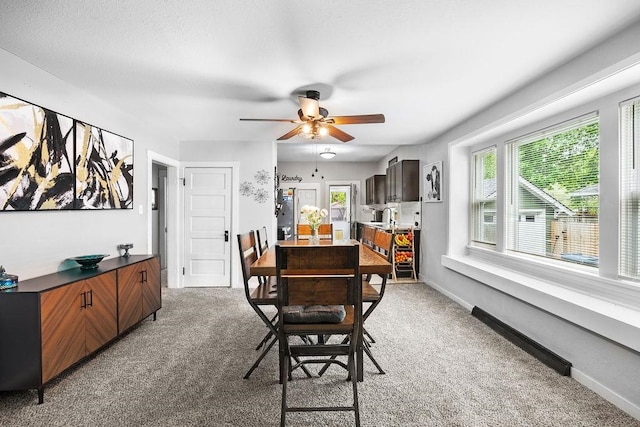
left=441, top=249, right=640, bottom=353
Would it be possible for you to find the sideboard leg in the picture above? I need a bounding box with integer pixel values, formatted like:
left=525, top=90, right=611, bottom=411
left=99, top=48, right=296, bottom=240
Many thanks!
left=38, top=387, right=44, bottom=404
left=153, top=311, right=157, bottom=321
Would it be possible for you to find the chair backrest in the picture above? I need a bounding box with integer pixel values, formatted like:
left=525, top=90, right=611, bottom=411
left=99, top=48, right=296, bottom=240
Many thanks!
left=276, top=243, right=361, bottom=309
left=372, top=229, right=394, bottom=262
left=361, top=226, right=376, bottom=248
left=256, top=226, right=269, bottom=256
left=297, top=223, right=333, bottom=240
left=237, top=230, right=260, bottom=297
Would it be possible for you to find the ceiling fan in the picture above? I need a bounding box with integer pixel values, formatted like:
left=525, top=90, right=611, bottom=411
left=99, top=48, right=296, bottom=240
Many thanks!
left=239, top=90, right=385, bottom=142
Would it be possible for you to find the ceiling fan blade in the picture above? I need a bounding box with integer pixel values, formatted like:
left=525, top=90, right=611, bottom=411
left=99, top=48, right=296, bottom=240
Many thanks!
left=329, top=114, right=386, bottom=125
left=298, top=96, right=320, bottom=119
left=239, top=118, right=298, bottom=123
left=277, top=126, right=303, bottom=140
left=326, top=125, right=354, bottom=142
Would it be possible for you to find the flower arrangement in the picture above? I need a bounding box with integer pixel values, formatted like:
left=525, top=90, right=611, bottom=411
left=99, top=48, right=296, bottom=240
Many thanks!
left=300, top=205, right=328, bottom=230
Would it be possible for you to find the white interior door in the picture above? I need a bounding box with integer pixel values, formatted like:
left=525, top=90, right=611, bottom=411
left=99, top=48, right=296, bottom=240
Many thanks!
left=184, top=167, right=232, bottom=287
left=295, top=188, right=317, bottom=228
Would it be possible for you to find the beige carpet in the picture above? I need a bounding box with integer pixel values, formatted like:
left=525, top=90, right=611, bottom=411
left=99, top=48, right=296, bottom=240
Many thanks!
left=0, top=283, right=638, bottom=426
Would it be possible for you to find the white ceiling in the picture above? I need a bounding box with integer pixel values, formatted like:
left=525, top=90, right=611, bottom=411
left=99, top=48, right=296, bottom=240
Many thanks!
left=2, top=1, right=640, bottom=162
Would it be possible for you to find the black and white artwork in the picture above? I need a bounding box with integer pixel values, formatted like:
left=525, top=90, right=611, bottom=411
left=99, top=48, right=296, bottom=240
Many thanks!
left=0, top=91, right=133, bottom=211
left=75, top=121, right=133, bottom=209
left=0, top=93, right=75, bottom=210
left=424, top=161, right=442, bottom=202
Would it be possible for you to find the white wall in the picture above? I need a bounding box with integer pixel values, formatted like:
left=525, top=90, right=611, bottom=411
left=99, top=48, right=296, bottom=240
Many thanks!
left=0, top=48, right=178, bottom=280
left=278, top=160, right=379, bottom=218
left=406, top=20, right=640, bottom=417
left=180, top=140, right=276, bottom=287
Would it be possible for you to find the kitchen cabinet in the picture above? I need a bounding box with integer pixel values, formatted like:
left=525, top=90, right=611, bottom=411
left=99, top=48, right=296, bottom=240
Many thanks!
left=118, top=257, right=161, bottom=333
left=365, top=174, right=386, bottom=205
left=0, top=255, right=159, bottom=404
left=386, top=160, right=419, bottom=202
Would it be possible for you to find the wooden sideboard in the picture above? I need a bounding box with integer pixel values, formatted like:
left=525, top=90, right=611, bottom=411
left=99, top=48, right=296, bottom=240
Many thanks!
left=0, top=255, right=161, bottom=404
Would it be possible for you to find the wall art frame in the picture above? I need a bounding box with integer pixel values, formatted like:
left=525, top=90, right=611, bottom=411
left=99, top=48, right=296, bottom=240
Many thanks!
left=424, top=160, right=443, bottom=203
left=0, top=91, right=134, bottom=211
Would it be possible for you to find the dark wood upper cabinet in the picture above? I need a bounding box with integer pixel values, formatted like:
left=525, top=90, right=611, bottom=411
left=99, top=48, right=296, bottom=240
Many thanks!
left=365, top=174, right=386, bottom=205
left=386, top=160, right=419, bottom=202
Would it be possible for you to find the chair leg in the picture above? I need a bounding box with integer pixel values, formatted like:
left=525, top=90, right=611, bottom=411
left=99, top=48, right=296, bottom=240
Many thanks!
left=244, top=335, right=278, bottom=379
left=317, top=336, right=349, bottom=377
left=280, top=354, right=289, bottom=427
left=363, top=326, right=376, bottom=344
left=350, top=347, right=361, bottom=427
left=255, top=313, right=278, bottom=350
left=256, top=329, right=273, bottom=350
left=363, top=340, right=385, bottom=374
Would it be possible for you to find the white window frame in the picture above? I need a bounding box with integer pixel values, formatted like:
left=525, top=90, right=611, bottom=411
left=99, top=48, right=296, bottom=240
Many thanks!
left=504, top=113, right=599, bottom=264
left=471, top=146, right=497, bottom=246
left=443, top=84, right=640, bottom=356
left=620, top=96, right=640, bottom=280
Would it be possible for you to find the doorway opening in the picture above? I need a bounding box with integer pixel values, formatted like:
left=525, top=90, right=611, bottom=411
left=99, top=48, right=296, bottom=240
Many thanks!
left=148, top=151, right=179, bottom=288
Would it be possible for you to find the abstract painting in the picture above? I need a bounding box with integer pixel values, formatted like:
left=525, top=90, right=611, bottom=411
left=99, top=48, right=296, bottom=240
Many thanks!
left=0, top=92, right=75, bottom=210
left=75, top=122, right=133, bottom=209
left=0, top=92, right=133, bottom=211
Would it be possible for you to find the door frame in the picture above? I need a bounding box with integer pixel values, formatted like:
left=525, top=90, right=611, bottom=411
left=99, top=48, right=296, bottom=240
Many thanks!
left=325, top=180, right=361, bottom=237
left=180, top=161, right=240, bottom=288
left=147, top=150, right=180, bottom=288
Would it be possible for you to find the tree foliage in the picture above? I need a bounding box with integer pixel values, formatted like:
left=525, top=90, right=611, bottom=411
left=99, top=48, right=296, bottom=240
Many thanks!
left=518, top=121, right=599, bottom=214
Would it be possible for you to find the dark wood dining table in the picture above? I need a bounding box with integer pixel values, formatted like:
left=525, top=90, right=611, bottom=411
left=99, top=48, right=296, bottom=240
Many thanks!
left=249, top=238, right=392, bottom=381
left=250, top=239, right=392, bottom=277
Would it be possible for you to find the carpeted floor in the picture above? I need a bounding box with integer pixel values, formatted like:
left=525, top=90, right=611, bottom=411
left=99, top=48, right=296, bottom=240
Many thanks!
left=1, top=283, right=638, bottom=426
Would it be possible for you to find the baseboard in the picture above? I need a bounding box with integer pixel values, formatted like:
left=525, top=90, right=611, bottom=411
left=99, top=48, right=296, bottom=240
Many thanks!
left=471, top=306, right=572, bottom=376
left=572, top=368, right=640, bottom=420
left=423, top=277, right=474, bottom=311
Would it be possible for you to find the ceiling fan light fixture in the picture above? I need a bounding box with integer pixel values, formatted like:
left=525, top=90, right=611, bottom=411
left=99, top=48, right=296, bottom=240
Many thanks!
left=319, top=148, right=336, bottom=159
left=318, top=125, right=328, bottom=137
left=301, top=123, right=312, bottom=134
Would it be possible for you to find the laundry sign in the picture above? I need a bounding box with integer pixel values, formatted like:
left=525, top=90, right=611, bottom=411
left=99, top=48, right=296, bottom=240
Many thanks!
left=281, top=174, right=303, bottom=182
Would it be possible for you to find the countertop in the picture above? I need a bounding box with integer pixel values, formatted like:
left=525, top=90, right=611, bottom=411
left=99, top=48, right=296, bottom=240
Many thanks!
left=358, top=221, right=420, bottom=231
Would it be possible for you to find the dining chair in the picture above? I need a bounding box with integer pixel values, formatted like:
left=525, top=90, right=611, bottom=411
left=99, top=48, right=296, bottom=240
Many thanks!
left=296, top=223, right=333, bottom=240
left=361, top=225, right=376, bottom=249
left=256, top=226, right=269, bottom=256
left=237, top=230, right=279, bottom=379
left=359, top=229, right=394, bottom=374
left=275, top=243, right=362, bottom=427
left=318, top=229, right=391, bottom=379
left=255, top=226, right=276, bottom=289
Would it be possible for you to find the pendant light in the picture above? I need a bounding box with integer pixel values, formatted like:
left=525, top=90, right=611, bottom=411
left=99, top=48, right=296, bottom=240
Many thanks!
left=319, top=147, right=336, bottom=159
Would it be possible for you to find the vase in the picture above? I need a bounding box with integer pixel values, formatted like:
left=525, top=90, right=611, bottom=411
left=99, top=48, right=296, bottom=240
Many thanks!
left=310, top=227, right=320, bottom=244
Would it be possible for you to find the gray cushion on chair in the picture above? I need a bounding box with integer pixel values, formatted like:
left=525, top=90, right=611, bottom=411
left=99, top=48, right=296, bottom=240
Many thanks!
left=283, top=305, right=346, bottom=323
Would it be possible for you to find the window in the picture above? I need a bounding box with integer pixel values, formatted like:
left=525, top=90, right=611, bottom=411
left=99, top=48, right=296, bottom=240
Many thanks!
left=506, top=114, right=599, bottom=266
left=472, top=147, right=497, bottom=245
left=620, top=97, right=640, bottom=279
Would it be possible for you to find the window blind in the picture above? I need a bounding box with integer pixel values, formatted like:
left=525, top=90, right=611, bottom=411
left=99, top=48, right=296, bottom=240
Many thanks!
left=506, top=114, right=599, bottom=266
left=620, top=97, right=640, bottom=279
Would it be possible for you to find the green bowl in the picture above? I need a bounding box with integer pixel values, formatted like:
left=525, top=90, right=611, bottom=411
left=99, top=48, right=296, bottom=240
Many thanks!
left=70, top=254, right=109, bottom=270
